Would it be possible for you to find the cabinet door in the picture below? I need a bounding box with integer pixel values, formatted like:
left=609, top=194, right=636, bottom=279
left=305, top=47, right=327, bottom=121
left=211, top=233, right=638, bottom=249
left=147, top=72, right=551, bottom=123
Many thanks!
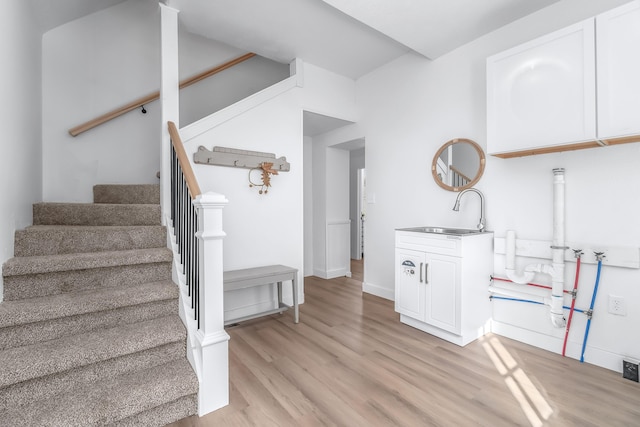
left=395, top=248, right=425, bottom=319
left=487, top=19, right=597, bottom=155
left=597, top=2, right=640, bottom=142
left=424, top=253, right=460, bottom=334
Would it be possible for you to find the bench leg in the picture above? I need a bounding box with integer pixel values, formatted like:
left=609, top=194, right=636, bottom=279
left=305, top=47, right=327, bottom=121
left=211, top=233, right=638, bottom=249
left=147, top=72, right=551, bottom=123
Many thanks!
left=293, top=276, right=299, bottom=324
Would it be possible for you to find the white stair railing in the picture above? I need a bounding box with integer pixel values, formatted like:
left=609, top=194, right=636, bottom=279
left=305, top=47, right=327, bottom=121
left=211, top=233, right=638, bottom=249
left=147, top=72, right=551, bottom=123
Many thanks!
left=167, top=121, right=229, bottom=416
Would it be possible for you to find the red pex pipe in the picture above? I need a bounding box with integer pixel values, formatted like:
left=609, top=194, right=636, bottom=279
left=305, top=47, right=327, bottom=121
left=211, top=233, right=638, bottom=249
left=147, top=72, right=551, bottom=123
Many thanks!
left=562, top=256, right=582, bottom=357
left=491, top=276, right=572, bottom=294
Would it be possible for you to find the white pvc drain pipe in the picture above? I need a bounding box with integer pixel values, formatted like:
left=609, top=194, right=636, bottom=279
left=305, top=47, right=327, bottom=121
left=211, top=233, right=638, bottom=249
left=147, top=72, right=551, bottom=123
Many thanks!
left=500, top=168, right=567, bottom=328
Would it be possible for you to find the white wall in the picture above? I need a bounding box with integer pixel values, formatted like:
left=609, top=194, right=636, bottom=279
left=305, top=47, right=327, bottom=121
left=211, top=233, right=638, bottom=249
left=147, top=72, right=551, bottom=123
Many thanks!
left=179, top=61, right=360, bottom=319
left=357, top=0, right=638, bottom=371
left=183, top=89, right=303, bottom=320
left=325, top=146, right=350, bottom=277
left=303, top=136, right=314, bottom=276
left=0, top=1, right=43, bottom=300
left=179, top=53, right=288, bottom=126
left=302, top=64, right=361, bottom=278
left=350, top=147, right=365, bottom=259
left=41, top=0, right=288, bottom=203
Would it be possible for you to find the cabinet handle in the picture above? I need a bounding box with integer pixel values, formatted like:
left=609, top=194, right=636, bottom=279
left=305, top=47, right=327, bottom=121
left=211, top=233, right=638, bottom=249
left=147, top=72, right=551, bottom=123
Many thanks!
left=425, top=263, right=429, bottom=284
left=420, top=262, right=423, bottom=283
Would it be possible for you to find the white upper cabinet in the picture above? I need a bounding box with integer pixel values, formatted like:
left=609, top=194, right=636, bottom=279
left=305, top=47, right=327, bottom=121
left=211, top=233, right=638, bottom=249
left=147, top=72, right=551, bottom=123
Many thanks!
left=596, top=1, right=640, bottom=143
left=487, top=1, right=640, bottom=158
left=487, top=20, right=597, bottom=157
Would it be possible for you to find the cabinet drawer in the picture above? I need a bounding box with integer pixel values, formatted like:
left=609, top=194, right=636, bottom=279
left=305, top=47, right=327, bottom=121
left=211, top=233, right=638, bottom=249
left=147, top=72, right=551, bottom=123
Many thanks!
left=396, top=231, right=462, bottom=257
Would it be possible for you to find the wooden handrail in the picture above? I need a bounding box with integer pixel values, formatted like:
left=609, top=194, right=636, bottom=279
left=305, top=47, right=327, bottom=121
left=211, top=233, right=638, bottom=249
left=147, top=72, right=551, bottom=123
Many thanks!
left=177, top=52, right=255, bottom=90
left=168, top=121, right=201, bottom=198
left=69, top=52, right=257, bottom=137
left=449, top=165, right=472, bottom=183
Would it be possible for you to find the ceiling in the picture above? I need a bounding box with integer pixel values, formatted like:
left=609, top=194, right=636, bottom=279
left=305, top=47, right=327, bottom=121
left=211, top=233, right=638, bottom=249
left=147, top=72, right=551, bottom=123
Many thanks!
left=29, top=0, right=128, bottom=33
left=169, top=0, right=560, bottom=79
left=321, top=0, right=561, bottom=60
left=32, top=0, right=560, bottom=79
left=302, top=112, right=354, bottom=138
left=167, top=0, right=560, bottom=136
left=30, top=0, right=561, bottom=137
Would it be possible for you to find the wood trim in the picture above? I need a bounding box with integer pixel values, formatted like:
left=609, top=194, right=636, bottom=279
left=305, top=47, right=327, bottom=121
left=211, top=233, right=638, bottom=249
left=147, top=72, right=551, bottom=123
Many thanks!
left=69, top=92, right=160, bottom=137
left=168, top=121, right=201, bottom=199
left=491, top=140, right=602, bottom=158
left=178, top=52, right=255, bottom=90
left=601, top=134, right=640, bottom=146
left=69, top=53, right=257, bottom=137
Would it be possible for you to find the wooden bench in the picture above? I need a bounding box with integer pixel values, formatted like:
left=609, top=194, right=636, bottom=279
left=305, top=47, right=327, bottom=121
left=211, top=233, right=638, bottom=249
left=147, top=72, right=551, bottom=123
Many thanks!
left=223, top=265, right=299, bottom=326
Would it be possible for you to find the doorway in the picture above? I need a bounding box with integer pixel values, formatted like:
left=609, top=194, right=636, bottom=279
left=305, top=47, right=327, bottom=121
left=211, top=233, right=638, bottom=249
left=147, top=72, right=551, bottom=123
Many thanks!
left=355, top=167, right=366, bottom=260
left=351, top=155, right=366, bottom=261
left=302, top=111, right=364, bottom=280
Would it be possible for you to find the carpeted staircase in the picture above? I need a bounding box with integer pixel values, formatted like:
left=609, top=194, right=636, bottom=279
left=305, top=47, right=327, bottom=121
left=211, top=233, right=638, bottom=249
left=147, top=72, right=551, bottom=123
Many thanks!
left=0, top=184, right=198, bottom=426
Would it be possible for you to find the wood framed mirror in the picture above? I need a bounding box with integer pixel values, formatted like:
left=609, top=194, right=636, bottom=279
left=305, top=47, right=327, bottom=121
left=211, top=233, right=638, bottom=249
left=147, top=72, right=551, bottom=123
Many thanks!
left=431, top=138, right=486, bottom=192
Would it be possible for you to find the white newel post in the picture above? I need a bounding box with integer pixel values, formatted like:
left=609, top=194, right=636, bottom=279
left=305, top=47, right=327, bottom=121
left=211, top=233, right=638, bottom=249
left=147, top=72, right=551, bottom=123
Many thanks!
left=159, top=3, right=179, bottom=222
left=193, top=192, right=230, bottom=415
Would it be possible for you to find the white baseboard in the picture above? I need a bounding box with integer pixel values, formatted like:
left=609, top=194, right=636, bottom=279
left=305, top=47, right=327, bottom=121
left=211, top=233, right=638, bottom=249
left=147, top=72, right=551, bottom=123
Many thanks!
left=312, top=268, right=350, bottom=279
left=313, top=269, right=328, bottom=279
left=363, top=281, right=394, bottom=301
left=491, top=320, right=625, bottom=373
left=326, top=268, right=348, bottom=279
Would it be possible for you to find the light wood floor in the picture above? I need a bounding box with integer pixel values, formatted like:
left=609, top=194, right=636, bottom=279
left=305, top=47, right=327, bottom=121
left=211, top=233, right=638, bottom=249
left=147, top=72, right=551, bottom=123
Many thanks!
left=170, top=259, right=640, bottom=426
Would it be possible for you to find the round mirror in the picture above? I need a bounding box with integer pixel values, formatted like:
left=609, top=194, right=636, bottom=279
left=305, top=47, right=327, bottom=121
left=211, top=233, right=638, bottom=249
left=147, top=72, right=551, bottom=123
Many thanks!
left=431, top=138, right=485, bottom=192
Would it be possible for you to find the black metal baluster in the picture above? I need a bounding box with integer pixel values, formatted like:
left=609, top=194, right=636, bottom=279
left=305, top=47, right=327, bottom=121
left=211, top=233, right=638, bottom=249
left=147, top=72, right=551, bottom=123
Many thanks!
left=176, top=165, right=183, bottom=265
left=180, top=178, right=187, bottom=272
left=169, top=133, right=204, bottom=330
left=171, top=147, right=176, bottom=228
left=188, top=195, right=194, bottom=308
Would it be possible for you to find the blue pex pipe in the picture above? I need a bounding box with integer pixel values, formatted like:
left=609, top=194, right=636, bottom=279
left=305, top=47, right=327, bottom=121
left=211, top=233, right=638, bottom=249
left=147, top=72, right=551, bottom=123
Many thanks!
left=580, top=259, right=603, bottom=363
left=490, top=296, right=585, bottom=313
left=490, top=296, right=544, bottom=306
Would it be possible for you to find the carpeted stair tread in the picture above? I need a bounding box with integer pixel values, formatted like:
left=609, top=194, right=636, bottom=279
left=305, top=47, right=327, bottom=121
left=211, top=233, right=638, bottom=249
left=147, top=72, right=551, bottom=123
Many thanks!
left=94, top=184, right=160, bottom=205
left=112, top=394, right=198, bottom=427
left=0, top=280, right=177, bottom=329
left=2, top=247, right=172, bottom=277
left=0, top=315, right=185, bottom=388
left=3, top=262, right=172, bottom=301
left=33, top=202, right=161, bottom=226
left=14, top=225, right=166, bottom=256
left=0, top=298, right=177, bottom=351
left=0, top=183, right=197, bottom=425
left=1, top=358, right=197, bottom=426
left=0, top=342, right=185, bottom=414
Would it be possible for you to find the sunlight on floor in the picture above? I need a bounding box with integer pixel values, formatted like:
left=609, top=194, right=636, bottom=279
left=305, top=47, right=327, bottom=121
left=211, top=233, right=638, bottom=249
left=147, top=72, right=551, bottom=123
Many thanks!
left=482, top=336, right=553, bottom=427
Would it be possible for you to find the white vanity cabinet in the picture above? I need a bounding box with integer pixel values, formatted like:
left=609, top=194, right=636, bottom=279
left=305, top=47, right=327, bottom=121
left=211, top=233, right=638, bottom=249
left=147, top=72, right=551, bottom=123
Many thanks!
left=487, top=1, right=640, bottom=157
left=395, top=230, right=493, bottom=346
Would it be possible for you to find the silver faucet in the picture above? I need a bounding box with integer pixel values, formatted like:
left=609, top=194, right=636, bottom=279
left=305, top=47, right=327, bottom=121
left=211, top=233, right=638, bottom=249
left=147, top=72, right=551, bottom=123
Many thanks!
left=452, top=188, right=486, bottom=232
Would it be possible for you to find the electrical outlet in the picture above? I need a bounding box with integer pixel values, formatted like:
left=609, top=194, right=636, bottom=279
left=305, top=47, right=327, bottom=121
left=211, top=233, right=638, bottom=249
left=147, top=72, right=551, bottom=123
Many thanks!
left=623, top=359, right=639, bottom=382
left=608, top=295, right=627, bottom=316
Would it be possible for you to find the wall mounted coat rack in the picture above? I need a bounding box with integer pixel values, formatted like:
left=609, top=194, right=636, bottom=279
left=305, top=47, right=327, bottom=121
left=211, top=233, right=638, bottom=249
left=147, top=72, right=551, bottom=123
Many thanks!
left=194, top=146, right=290, bottom=172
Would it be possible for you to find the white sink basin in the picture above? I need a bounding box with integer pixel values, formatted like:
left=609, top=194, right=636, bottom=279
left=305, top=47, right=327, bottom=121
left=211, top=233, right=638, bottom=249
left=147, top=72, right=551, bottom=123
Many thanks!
left=398, top=226, right=486, bottom=236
